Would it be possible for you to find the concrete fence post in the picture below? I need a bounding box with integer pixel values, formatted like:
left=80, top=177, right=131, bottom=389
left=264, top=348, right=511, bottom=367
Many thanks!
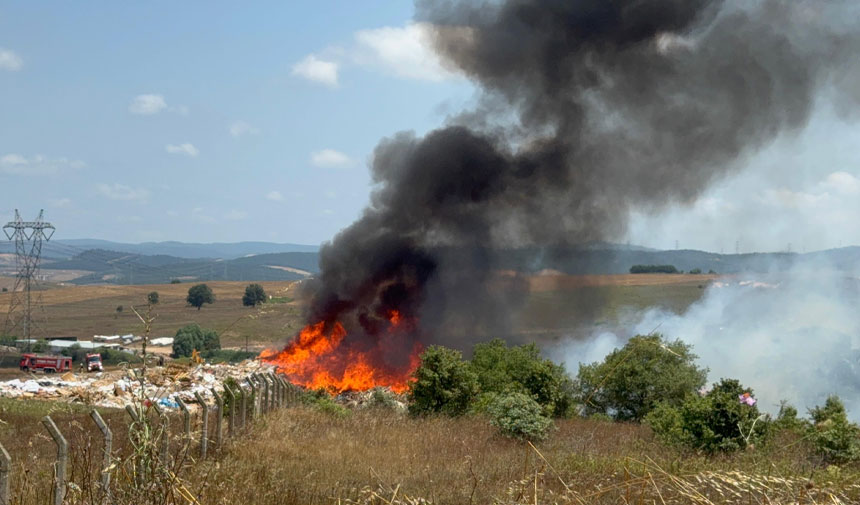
left=211, top=388, right=223, bottom=451
left=270, top=374, right=278, bottom=410
left=42, top=416, right=67, bottom=505
left=193, top=392, right=208, bottom=459
left=0, top=441, right=11, bottom=505
left=261, top=374, right=270, bottom=414
left=248, top=378, right=258, bottom=420
left=125, top=404, right=140, bottom=423
left=90, top=410, right=112, bottom=499
left=278, top=376, right=290, bottom=406
left=224, top=385, right=236, bottom=437
left=150, top=402, right=170, bottom=465
left=176, top=398, right=191, bottom=446
left=239, top=384, right=247, bottom=429
left=270, top=373, right=280, bottom=409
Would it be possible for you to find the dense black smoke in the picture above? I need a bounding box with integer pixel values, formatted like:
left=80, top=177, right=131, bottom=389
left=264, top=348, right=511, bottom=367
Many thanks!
left=306, top=0, right=860, bottom=350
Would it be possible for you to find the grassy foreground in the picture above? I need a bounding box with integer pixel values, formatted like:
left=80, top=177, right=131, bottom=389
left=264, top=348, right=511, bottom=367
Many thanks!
left=197, top=406, right=860, bottom=505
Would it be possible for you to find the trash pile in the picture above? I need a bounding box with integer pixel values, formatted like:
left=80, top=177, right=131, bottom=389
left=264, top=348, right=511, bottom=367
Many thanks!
left=0, top=360, right=274, bottom=411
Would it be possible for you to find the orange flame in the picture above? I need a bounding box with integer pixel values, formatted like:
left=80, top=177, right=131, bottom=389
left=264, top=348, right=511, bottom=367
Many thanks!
left=260, top=310, right=422, bottom=393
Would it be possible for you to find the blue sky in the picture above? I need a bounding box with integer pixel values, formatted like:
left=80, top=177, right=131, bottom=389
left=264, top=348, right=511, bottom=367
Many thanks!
left=0, top=2, right=474, bottom=244
left=2, top=2, right=860, bottom=252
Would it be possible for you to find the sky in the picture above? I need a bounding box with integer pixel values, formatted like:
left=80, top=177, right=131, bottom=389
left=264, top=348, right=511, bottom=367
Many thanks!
left=2, top=2, right=859, bottom=252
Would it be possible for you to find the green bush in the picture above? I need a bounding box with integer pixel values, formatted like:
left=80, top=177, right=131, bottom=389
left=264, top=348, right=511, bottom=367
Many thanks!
left=186, top=283, right=215, bottom=310
left=172, top=323, right=220, bottom=358
left=629, top=265, right=679, bottom=274
left=576, top=334, right=707, bottom=421
left=808, top=396, right=860, bottom=464
left=470, top=339, right=574, bottom=417
left=487, top=392, right=553, bottom=440
left=100, top=348, right=141, bottom=366
left=366, top=387, right=400, bottom=410
left=645, top=378, right=768, bottom=453
left=773, top=401, right=807, bottom=432
left=408, top=346, right=478, bottom=416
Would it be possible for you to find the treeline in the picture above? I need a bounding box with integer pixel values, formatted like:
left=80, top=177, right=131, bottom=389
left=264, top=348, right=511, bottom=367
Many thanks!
left=629, top=264, right=680, bottom=274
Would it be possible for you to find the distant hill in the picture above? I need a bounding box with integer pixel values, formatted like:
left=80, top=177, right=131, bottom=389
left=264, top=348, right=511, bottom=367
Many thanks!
left=42, top=249, right=320, bottom=285
left=26, top=241, right=860, bottom=285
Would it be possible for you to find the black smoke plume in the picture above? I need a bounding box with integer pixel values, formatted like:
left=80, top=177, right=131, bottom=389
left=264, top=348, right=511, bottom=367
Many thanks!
left=305, top=0, right=860, bottom=352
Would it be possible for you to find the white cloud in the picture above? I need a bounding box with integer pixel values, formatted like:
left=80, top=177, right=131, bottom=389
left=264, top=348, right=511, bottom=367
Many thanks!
left=224, top=209, right=248, bottom=221
left=50, top=198, right=72, bottom=208
left=0, top=154, right=85, bottom=175
left=96, top=183, right=149, bottom=202
left=129, top=94, right=167, bottom=115
left=229, top=120, right=260, bottom=138
left=821, top=171, right=860, bottom=195
left=311, top=149, right=353, bottom=168
left=0, top=48, right=22, bottom=71
left=292, top=55, right=339, bottom=87
left=353, top=23, right=459, bottom=81
left=192, top=207, right=216, bottom=223
left=266, top=190, right=284, bottom=202
left=165, top=143, right=199, bottom=157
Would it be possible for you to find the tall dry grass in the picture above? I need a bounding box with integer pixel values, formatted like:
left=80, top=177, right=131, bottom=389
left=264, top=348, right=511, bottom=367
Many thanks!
left=196, top=407, right=860, bottom=505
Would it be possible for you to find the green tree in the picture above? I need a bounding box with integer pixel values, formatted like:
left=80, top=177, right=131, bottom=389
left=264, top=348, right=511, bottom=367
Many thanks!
left=576, top=334, right=707, bottom=421
left=186, top=284, right=215, bottom=310
left=645, top=378, right=767, bottom=453
left=172, top=323, right=220, bottom=358
left=115, top=305, right=123, bottom=319
left=408, top=346, right=479, bottom=416
left=147, top=291, right=159, bottom=305
left=470, top=339, right=574, bottom=417
left=808, top=395, right=860, bottom=463
left=242, top=283, right=267, bottom=307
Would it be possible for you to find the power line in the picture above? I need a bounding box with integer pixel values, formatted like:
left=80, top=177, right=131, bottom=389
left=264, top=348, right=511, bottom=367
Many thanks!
left=3, top=209, right=55, bottom=340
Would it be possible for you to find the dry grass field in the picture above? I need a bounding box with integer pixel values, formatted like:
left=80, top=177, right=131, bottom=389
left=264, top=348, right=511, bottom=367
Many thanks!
left=0, top=273, right=711, bottom=351
left=0, top=280, right=306, bottom=350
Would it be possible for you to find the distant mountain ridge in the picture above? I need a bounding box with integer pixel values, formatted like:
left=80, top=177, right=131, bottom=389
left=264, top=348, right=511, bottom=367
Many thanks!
left=28, top=242, right=860, bottom=286
left=0, top=239, right=319, bottom=260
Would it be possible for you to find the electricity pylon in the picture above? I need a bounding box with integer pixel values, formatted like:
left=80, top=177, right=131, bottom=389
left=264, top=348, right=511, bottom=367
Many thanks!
left=3, top=210, right=55, bottom=340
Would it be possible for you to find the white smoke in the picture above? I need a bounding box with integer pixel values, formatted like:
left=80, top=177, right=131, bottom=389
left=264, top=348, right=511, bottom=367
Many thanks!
left=559, top=262, right=860, bottom=420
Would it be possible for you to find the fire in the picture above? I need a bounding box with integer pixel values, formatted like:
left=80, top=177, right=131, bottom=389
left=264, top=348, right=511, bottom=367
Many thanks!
left=260, top=310, right=422, bottom=393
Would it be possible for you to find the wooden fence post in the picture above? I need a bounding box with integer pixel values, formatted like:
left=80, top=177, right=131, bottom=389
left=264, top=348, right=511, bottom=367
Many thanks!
left=193, top=392, right=208, bottom=459
left=0, top=441, right=10, bottom=505
left=211, top=388, right=223, bottom=451
left=90, top=410, right=112, bottom=500
left=42, top=416, right=67, bottom=505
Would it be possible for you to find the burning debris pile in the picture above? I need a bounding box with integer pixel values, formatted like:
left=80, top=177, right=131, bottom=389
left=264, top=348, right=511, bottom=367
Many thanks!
left=264, top=0, right=860, bottom=391
left=0, top=361, right=273, bottom=410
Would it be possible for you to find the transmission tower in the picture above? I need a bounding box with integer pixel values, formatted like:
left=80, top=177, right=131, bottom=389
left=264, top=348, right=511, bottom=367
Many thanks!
left=3, top=209, right=55, bottom=340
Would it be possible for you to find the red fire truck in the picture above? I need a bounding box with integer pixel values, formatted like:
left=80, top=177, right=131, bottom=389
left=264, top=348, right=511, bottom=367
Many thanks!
left=19, top=354, right=73, bottom=373
left=85, top=353, right=103, bottom=372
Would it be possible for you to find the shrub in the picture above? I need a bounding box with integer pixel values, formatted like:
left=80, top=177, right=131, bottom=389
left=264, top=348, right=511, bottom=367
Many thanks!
left=366, top=387, right=400, bottom=410
left=487, top=392, right=553, bottom=440
left=645, top=378, right=768, bottom=453
left=773, top=401, right=807, bottom=432
left=172, top=323, right=220, bottom=358
left=470, top=339, right=574, bottom=417
left=203, top=349, right=256, bottom=363
left=147, top=291, right=159, bottom=305
left=808, top=396, right=860, bottom=464
left=576, top=334, right=707, bottom=421
left=99, top=348, right=141, bottom=366
left=408, top=346, right=479, bottom=416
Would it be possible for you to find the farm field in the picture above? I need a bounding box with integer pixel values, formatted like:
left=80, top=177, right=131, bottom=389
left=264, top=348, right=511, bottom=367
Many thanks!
left=0, top=274, right=713, bottom=351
